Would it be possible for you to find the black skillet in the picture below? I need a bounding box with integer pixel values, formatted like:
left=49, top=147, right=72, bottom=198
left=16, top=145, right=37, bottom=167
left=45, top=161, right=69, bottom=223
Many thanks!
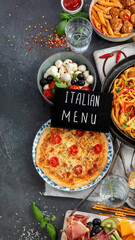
left=102, top=55, right=135, bottom=149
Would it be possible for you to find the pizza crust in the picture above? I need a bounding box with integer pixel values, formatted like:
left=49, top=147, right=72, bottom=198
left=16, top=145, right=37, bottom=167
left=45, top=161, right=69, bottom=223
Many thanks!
left=35, top=127, right=109, bottom=189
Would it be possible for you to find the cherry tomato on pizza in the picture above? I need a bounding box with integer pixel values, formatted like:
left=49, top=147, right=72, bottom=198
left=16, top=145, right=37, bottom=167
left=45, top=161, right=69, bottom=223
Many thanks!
left=43, top=89, right=54, bottom=99
left=68, top=145, right=79, bottom=156
left=49, top=157, right=59, bottom=167
left=51, top=134, right=62, bottom=144
left=73, top=165, right=83, bottom=175
left=92, top=144, right=102, bottom=154
left=76, top=130, right=85, bottom=137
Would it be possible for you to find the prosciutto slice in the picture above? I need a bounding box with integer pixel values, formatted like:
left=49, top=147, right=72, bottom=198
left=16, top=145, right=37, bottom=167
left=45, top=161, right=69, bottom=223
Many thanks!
left=64, top=214, right=91, bottom=240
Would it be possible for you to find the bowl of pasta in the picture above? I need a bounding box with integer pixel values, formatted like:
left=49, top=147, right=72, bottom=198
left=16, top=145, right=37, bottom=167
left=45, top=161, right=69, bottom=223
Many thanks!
left=102, top=55, right=135, bottom=148
left=89, top=0, right=135, bottom=42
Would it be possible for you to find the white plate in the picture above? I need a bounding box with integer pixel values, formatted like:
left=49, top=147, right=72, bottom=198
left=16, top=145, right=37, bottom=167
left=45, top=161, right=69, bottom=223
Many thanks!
left=32, top=119, right=114, bottom=191
left=61, top=210, right=135, bottom=240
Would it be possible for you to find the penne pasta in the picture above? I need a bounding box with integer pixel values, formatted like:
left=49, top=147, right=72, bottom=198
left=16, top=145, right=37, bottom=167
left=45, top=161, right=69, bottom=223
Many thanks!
left=91, top=9, right=102, bottom=23
left=91, top=14, right=101, bottom=29
left=106, top=19, right=114, bottom=35
left=97, top=12, right=107, bottom=26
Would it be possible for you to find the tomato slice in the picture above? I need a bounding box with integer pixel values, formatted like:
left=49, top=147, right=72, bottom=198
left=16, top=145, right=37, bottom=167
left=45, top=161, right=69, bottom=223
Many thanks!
left=81, top=86, right=92, bottom=91
left=76, top=130, right=85, bottom=137
left=69, top=85, right=80, bottom=90
left=51, top=134, right=62, bottom=144
left=49, top=157, right=59, bottom=167
left=92, top=144, right=102, bottom=154
left=73, top=165, right=83, bottom=175
left=124, top=13, right=130, bottom=20
left=49, top=80, right=56, bottom=90
left=68, top=145, right=79, bottom=156
left=43, top=89, right=54, bottom=99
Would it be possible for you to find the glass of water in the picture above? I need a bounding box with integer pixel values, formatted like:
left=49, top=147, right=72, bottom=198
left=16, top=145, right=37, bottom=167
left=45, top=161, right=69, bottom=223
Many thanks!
left=65, top=17, right=93, bottom=53
left=100, top=175, right=129, bottom=208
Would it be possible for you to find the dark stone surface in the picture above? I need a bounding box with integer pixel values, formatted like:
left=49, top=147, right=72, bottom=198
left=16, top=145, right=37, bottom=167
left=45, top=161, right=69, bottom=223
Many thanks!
left=0, top=0, right=133, bottom=239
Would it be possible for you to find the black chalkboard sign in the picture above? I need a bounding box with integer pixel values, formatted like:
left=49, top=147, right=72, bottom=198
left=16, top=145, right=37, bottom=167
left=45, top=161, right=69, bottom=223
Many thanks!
left=51, top=88, right=113, bottom=132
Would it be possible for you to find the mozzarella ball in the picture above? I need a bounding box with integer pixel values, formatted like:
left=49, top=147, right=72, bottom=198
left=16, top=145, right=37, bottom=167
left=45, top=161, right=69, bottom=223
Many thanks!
left=84, top=81, right=89, bottom=86
left=50, top=65, right=58, bottom=73
left=43, top=84, right=49, bottom=90
left=86, top=75, right=94, bottom=84
left=78, top=65, right=87, bottom=72
left=66, top=63, right=74, bottom=73
left=59, top=66, right=66, bottom=75
left=44, top=70, right=50, bottom=78
left=55, top=60, right=63, bottom=68
left=61, top=73, right=71, bottom=82
left=75, top=71, right=82, bottom=76
left=54, top=72, right=60, bottom=79
left=72, top=63, right=78, bottom=72
left=63, top=59, right=72, bottom=66
left=84, top=71, right=89, bottom=79
left=67, top=80, right=72, bottom=87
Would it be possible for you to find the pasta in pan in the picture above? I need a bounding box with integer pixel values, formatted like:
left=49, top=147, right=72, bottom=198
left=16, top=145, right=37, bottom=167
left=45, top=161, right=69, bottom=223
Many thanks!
left=111, top=66, right=135, bottom=139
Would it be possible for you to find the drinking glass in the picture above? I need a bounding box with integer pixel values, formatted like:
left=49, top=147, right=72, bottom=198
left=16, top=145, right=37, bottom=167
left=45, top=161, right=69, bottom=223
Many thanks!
left=65, top=17, right=93, bottom=53
left=100, top=175, right=129, bottom=208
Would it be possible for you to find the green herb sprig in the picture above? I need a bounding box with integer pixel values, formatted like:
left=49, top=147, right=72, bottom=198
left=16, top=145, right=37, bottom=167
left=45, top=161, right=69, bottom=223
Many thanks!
left=56, top=12, right=89, bottom=35
left=32, top=202, right=56, bottom=240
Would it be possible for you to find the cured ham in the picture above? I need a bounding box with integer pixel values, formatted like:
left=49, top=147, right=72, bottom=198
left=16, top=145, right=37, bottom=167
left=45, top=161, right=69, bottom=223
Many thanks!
left=64, top=214, right=91, bottom=240
left=90, top=230, right=113, bottom=240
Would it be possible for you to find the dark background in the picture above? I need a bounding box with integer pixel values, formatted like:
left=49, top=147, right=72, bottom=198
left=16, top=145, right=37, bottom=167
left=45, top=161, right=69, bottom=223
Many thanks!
left=0, top=0, right=133, bottom=239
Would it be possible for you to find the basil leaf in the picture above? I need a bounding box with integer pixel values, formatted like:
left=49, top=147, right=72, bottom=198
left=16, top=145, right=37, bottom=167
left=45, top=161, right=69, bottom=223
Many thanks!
left=72, top=73, right=76, bottom=78
left=52, top=75, right=61, bottom=83
left=59, top=13, right=72, bottom=20
left=72, top=12, right=89, bottom=20
left=56, top=20, right=67, bottom=35
left=47, top=223, right=57, bottom=240
left=115, top=88, right=121, bottom=93
left=40, top=217, right=50, bottom=228
left=51, top=85, right=56, bottom=93
left=125, top=112, right=131, bottom=118
left=123, top=122, right=128, bottom=129
left=51, top=215, right=56, bottom=222
left=32, top=202, right=43, bottom=222
left=55, top=82, right=67, bottom=88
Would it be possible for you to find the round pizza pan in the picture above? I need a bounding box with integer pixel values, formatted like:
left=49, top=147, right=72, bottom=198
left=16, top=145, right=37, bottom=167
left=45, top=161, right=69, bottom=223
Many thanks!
left=32, top=120, right=114, bottom=192
left=101, top=55, right=135, bottom=149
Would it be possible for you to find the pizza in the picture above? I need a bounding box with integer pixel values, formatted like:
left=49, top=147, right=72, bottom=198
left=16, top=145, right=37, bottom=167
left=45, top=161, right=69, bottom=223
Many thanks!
left=35, top=126, right=108, bottom=189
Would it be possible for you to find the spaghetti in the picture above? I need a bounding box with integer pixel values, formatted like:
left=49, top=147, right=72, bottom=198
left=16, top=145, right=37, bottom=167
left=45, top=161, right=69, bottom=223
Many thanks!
left=111, top=66, right=135, bottom=139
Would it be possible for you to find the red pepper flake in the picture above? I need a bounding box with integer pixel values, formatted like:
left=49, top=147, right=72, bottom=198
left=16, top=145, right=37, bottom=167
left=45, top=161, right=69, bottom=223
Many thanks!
left=116, top=52, right=121, bottom=63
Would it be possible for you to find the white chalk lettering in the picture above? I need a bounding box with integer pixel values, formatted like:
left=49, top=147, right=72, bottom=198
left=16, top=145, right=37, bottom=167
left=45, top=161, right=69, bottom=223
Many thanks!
left=71, top=91, right=75, bottom=104
left=65, top=91, right=69, bottom=103
left=89, top=95, right=95, bottom=106
left=95, top=96, right=100, bottom=107
left=61, top=110, right=71, bottom=122
left=75, top=93, right=82, bottom=105
left=82, top=93, right=86, bottom=106
left=73, top=111, right=78, bottom=123
left=81, top=112, right=88, bottom=123
left=91, top=114, right=97, bottom=124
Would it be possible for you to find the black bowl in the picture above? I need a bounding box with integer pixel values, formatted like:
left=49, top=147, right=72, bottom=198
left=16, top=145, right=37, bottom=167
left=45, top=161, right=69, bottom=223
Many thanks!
left=102, top=55, right=135, bottom=149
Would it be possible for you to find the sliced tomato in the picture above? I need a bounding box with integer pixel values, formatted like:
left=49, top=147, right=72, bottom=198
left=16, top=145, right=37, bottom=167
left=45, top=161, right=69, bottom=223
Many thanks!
left=51, top=134, right=62, bottom=144
left=76, top=130, right=85, bottom=137
left=49, top=157, right=59, bottom=167
left=68, top=145, right=79, bottom=156
left=81, top=86, right=92, bottom=91
left=49, top=80, right=56, bottom=90
left=69, top=85, right=80, bottom=90
left=124, top=13, right=130, bottom=20
left=92, top=144, right=102, bottom=154
left=43, top=89, right=54, bottom=99
left=73, top=165, right=83, bottom=175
